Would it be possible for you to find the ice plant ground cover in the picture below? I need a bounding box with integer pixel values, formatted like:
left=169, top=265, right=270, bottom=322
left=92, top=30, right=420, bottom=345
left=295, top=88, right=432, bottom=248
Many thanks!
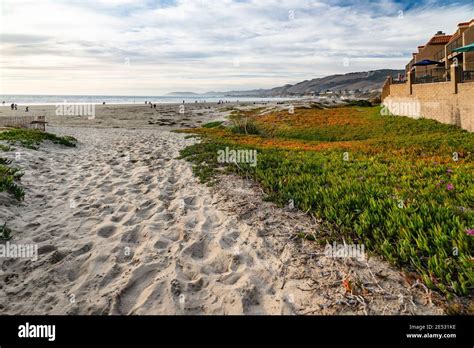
left=0, top=155, right=23, bottom=201
left=180, top=105, right=474, bottom=298
left=0, top=128, right=76, bottom=150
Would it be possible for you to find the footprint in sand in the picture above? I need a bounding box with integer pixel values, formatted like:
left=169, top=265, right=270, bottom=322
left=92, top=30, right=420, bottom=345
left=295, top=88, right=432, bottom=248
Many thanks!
left=183, top=239, right=208, bottom=259
left=73, top=242, right=93, bottom=256
left=182, top=195, right=201, bottom=210
left=219, top=230, right=241, bottom=249
left=97, top=225, right=117, bottom=238
left=153, top=239, right=169, bottom=250
left=120, top=227, right=140, bottom=244
left=38, top=244, right=58, bottom=255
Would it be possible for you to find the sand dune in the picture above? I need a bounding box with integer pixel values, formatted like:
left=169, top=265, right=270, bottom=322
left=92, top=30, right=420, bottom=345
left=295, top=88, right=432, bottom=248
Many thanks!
left=0, top=104, right=444, bottom=315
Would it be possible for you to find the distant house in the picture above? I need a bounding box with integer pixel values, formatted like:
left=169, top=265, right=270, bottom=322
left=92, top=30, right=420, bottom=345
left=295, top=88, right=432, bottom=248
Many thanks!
left=382, top=19, right=474, bottom=132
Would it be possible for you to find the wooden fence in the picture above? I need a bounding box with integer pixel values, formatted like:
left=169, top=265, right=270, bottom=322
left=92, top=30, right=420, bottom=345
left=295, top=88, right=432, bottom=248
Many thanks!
left=0, top=116, right=46, bottom=131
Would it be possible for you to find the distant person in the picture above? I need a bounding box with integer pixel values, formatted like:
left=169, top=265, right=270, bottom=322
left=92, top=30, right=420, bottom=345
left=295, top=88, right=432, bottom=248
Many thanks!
left=14, top=104, right=17, bottom=110
left=103, top=102, right=106, bottom=105
left=11, top=103, right=14, bottom=110
left=145, top=101, right=148, bottom=104
left=150, top=103, right=153, bottom=108
left=25, top=107, right=29, bottom=112
left=182, top=100, right=185, bottom=104
left=153, top=104, right=156, bottom=109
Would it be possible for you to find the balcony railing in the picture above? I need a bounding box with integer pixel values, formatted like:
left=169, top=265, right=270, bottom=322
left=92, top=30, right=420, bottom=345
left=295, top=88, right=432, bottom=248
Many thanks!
left=446, top=37, right=462, bottom=56
left=414, top=67, right=450, bottom=84
left=462, top=70, right=474, bottom=82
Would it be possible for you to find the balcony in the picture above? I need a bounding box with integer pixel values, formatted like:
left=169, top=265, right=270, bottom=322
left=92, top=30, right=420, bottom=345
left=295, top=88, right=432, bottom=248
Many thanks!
left=462, top=70, right=474, bottom=82
left=410, top=66, right=474, bottom=84
left=446, top=37, right=463, bottom=57
left=413, top=67, right=450, bottom=84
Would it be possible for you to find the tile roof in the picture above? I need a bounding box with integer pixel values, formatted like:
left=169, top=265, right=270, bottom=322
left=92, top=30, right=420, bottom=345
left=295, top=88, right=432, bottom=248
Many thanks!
left=428, top=35, right=452, bottom=45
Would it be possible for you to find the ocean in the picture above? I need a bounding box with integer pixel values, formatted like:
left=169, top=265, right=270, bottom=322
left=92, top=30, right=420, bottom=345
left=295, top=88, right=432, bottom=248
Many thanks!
left=0, top=95, right=294, bottom=106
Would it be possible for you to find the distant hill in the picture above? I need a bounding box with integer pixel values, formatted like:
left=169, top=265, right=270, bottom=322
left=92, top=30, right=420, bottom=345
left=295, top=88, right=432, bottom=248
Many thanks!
left=220, top=69, right=404, bottom=97
left=168, top=69, right=404, bottom=98
left=166, top=92, right=201, bottom=96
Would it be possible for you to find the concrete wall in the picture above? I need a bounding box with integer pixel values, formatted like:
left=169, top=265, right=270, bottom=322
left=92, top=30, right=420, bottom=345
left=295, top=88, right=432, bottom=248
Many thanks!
left=383, top=80, right=474, bottom=132
left=389, top=83, right=410, bottom=97
left=457, top=82, right=474, bottom=131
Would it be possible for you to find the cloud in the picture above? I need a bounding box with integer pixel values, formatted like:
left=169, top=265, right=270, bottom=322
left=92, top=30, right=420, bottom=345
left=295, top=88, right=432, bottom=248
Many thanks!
left=0, top=0, right=473, bottom=94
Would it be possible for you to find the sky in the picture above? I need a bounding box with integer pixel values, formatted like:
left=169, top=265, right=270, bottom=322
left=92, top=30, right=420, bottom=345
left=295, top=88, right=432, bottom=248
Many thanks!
left=0, top=0, right=473, bottom=95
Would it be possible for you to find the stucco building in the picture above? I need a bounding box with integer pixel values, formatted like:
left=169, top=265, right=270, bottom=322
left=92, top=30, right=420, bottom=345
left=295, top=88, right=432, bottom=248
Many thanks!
left=382, top=19, right=474, bottom=132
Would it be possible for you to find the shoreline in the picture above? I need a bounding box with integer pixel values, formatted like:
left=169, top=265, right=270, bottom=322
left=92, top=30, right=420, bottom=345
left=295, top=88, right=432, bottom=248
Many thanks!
left=0, top=97, right=301, bottom=107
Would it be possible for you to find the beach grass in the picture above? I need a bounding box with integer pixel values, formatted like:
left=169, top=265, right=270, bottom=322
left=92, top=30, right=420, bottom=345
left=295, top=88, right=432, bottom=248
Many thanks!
left=0, top=144, right=12, bottom=151
left=0, top=128, right=77, bottom=201
left=0, top=128, right=76, bottom=149
left=229, top=110, right=263, bottom=135
left=180, top=105, right=474, bottom=298
left=0, top=222, right=12, bottom=241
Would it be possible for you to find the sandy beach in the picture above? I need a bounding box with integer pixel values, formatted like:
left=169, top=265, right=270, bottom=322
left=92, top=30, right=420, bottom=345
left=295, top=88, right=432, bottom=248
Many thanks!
left=0, top=103, right=444, bottom=315
left=0, top=102, right=252, bottom=129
